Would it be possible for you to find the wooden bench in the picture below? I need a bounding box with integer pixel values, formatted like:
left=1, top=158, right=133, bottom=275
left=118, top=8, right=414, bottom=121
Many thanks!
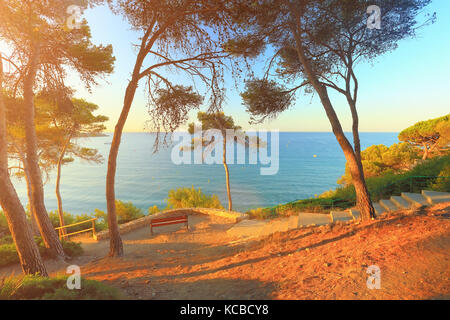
left=150, top=214, right=189, bottom=235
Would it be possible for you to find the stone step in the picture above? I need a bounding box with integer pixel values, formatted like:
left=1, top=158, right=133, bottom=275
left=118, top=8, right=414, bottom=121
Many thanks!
left=401, top=192, right=429, bottom=207
left=330, top=211, right=353, bottom=223
left=258, top=221, right=276, bottom=237
left=288, top=215, right=299, bottom=230
left=422, top=190, right=450, bottom=205
left=348, top=208, right=360, bottom=221
left=298, top=212, right=331, bottom=227
left=275, top=218, right=290, bottom=233
left=390, top=196, right=412, bottom=209
left=372, top=203, right=386, bottom=216
left=379, top=199, right=397, bottom=212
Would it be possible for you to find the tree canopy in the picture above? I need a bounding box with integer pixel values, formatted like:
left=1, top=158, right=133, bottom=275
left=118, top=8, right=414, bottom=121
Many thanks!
left=399, top=114, right=450, bottom=159
left=5, top=96, right=107, bottom=180
left=188, top=111, right=242, bottom=134
left=338, top=142, right=420, bottom=185
left=0, top=0, right=115, bottom=97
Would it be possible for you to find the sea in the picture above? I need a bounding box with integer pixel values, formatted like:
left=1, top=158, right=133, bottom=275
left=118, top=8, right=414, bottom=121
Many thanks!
left=11, top=132, right=399, bottom=214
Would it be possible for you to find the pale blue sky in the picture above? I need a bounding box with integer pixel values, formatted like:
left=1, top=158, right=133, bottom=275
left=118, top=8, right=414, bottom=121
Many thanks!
left=66, top=1, right=450, bottom=133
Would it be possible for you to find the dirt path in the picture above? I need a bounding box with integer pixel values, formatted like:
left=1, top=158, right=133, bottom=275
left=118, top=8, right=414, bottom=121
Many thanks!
left=2, top=206, right=449, bottom=300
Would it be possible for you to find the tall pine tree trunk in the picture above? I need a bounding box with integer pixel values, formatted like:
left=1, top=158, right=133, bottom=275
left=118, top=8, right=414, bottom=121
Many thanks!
left=55, top=138, right=71, bottom=238
left=0, top=54, right=48, bottom=275
left=106, top=34, right=150, bottom=257
left=23, top=165, right=41, bottom=236
left=106, top=80, right=139, bottom=257
left=14, top=149, right=40, bottom=236
left=55, top=151, right=66, bottom=238
left=23, top=42, right=65, bottom=259
left=347, top=95, right=373, bottom=218
left=289, top=12, right=375, bottom=220
left=222, top=136, right=232, bottom=211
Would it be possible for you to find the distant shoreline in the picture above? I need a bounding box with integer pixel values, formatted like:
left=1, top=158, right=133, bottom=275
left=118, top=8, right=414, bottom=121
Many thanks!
left=77, top=133, right=109, bottom=137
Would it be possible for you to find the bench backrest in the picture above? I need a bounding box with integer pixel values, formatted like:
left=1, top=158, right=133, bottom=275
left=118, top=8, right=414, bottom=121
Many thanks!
left=151, top=214, right=188, bottom=227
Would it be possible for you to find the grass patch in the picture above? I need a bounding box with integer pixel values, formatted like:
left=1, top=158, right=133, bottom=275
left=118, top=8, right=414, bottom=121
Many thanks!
left=0, top=237, right=84, bottom=268
left=0, top=275, right=122, bottom=300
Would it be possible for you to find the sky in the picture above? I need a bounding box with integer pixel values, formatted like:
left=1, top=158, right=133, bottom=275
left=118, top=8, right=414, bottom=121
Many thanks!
left=9, top=1, right=450, bottom=133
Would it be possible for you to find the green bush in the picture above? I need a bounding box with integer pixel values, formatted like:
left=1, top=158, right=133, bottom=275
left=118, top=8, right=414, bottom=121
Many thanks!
left=59, top=240, right=84, bottom=257
left=48, top=211, right=107, bottom=234
left=0, top=275, right=122, bottom=300
left=148, top=205, right=160, bottom=215
left=246, top=207, right=277, bottom=220
left=430, top=164, right=450, bottom=192
left=408, top=155, right=450, bottom=177
left=338, top=142, right=419, bottom=185
left=0, top=237, right=83, bottom=268
left=0, top=235, right=13, bottom=245
left=115, top=200, right=145, bottom=223
left=166, top=186, right=223, bottom=209
left=93, top=200, right=145, bottom=226
left=0, top=211, right=8, bottom=236
left=0, top=244, right=20, bottom=267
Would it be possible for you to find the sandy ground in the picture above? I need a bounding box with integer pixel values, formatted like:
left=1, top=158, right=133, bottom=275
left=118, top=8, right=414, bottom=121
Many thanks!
left=1, top=205, right=449, bottom=300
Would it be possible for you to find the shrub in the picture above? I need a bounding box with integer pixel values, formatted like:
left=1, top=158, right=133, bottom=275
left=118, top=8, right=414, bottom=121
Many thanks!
left=36, top=237, right=84, bottom=259
left=0, top=235, right=13, bottom=245
left=60, top=240, right=83, bottom=257
left=0, top=244, right=20, bottom=267
left=0, top=211, right=8, bottom=236
left=48, top=211, right=107, bottom=234
left=338, top=143, right=419, bottom=185
left=0, top=275, right=122, bottom=300
left=431, top=164, right=450, bottom=192
left=115, top=200, right=144, bottom=223
left=93, top=200, right=145, bottom=226
left=0, top=275, right=23, bottom=299
left=166, top=186, right=223, bottom=209
left=0, top=237, right=83, bottom=268
left=246, top=207, right=277, bottom=220
left=148, top=205, right=160, bottom=215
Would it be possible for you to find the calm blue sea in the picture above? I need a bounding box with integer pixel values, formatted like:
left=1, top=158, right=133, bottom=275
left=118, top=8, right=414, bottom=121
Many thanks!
left=11, top=132, right=398, bottom=214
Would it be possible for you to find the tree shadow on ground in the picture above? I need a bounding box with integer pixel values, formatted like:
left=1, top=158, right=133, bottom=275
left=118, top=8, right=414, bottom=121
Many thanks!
left=143, top=215, right=415, bottom=282
left=118, top=277, right=277, bottom=300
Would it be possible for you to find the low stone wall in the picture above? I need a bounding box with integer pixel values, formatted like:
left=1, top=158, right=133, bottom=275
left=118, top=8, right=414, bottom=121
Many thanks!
left=96, top=208, right=248, bottom=241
